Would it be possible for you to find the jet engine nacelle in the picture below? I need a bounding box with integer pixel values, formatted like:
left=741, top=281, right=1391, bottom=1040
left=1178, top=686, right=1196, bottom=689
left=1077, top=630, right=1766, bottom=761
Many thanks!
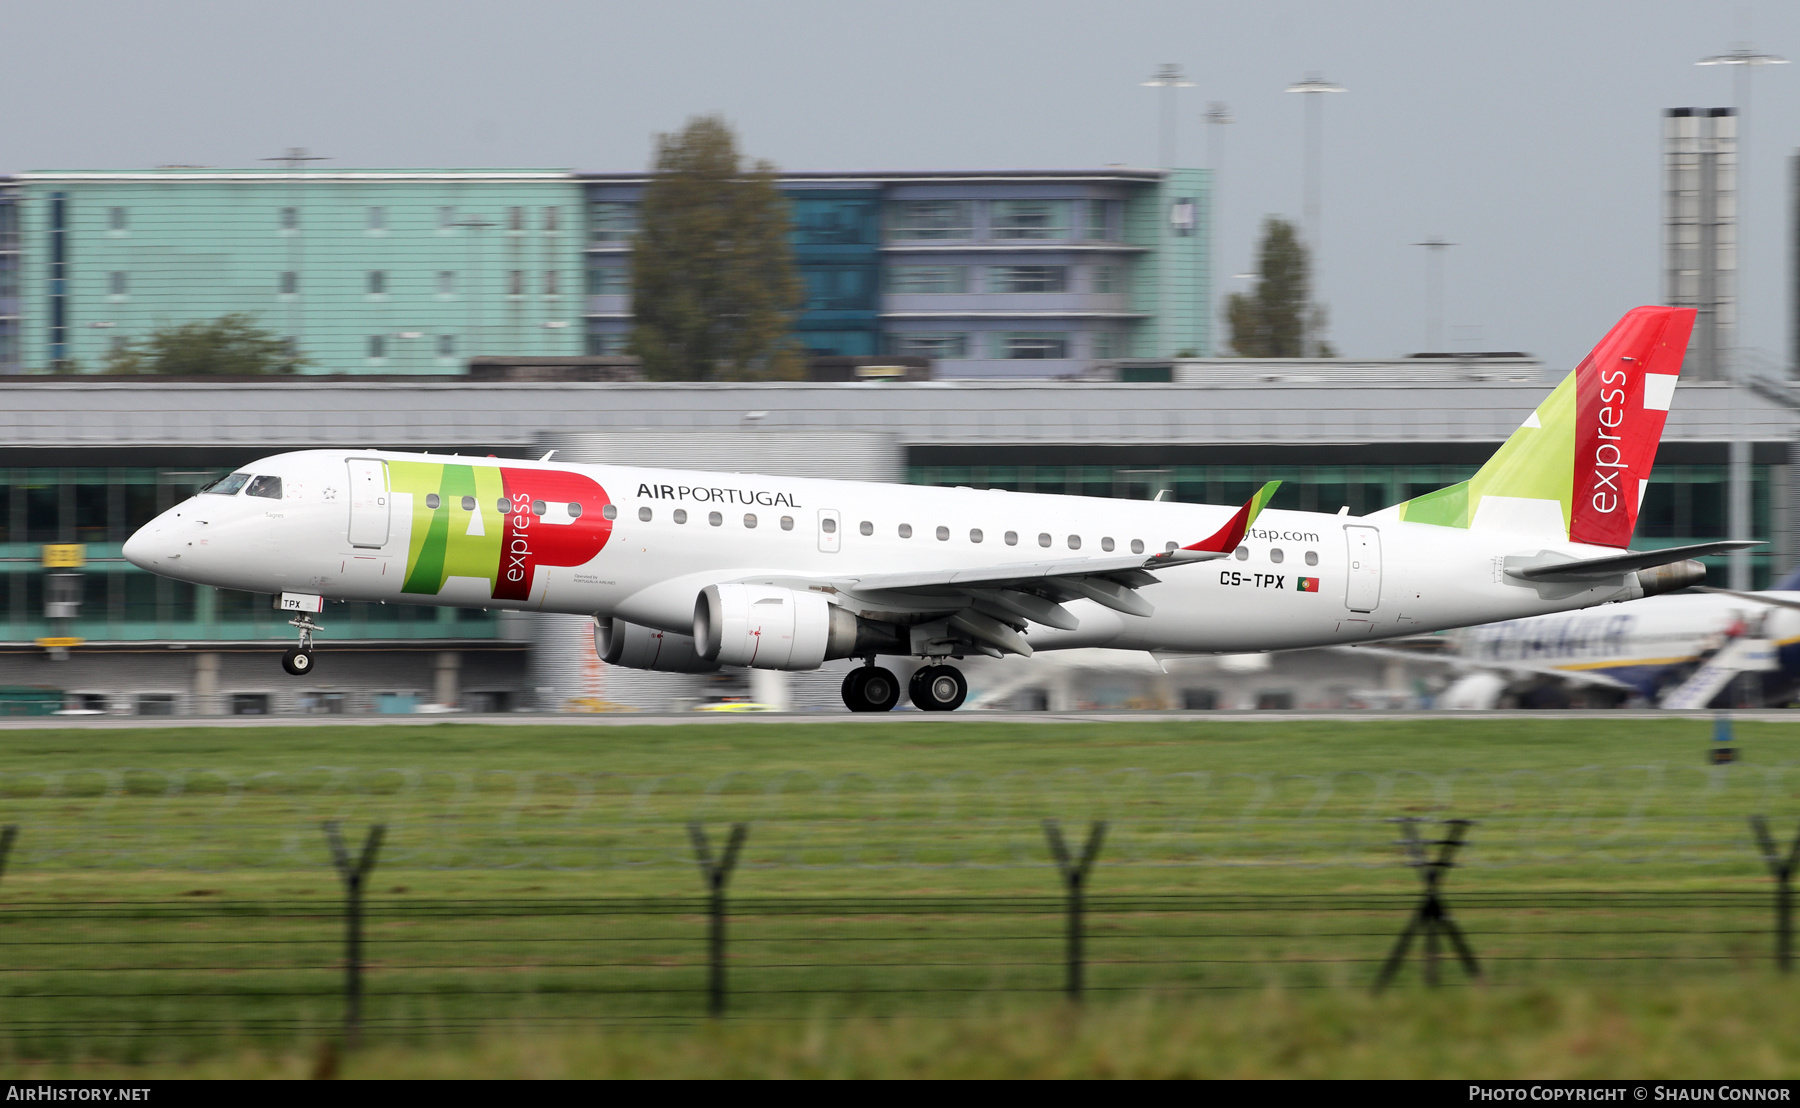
left=1634, top=559, right=1707, bottom=599
left=693, top=584, right=865, bottom=670
left=594, top=617, right=719, bottom=673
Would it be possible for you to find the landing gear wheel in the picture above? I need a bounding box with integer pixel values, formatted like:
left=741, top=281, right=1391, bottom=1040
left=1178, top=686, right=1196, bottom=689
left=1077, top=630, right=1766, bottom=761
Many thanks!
left=910, top=664, right=967, bottom=712
left=281, top=647, right=315, bottom=676
left=841, top=665, right=901, bottom=712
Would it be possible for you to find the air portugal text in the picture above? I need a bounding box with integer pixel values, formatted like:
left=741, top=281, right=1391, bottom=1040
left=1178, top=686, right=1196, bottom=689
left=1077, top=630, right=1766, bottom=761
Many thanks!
left=637, top=484, right=802, bottom=508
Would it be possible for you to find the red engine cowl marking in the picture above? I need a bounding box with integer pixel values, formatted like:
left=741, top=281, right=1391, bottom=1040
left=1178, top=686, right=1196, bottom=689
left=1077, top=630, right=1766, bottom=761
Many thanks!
left=494, top=468, right=612, bottom=602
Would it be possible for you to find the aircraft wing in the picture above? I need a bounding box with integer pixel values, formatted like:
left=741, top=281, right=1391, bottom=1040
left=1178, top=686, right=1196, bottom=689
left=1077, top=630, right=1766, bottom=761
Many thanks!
left=1342, top=643, right=1635, bottom=690
left=787, top=482, right=1281, bottom=658
left=1507, top=540, right=1761, bottom=582
left=1695, top=587, right=1800, bottom=612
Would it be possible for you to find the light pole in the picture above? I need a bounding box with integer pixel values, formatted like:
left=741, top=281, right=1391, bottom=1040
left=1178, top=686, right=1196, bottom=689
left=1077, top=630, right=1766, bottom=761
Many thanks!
left=1697, top=45, right=1788, bottom=591
left=1206, top=103, right=1233, bottom=359
left=1412, top=238, right=1455, bottom=353
left=1287, top=75, right=1346, bottom=355
left=1141, top=64, right=1194, bottom=169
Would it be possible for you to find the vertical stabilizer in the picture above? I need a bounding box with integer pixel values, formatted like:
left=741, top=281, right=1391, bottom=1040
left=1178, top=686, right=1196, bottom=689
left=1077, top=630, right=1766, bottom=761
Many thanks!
left=1385, top=306, right=1695, bottom=547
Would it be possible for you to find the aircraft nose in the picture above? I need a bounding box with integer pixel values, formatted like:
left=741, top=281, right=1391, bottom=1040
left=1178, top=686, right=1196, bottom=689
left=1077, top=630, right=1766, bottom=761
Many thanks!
left=123, top=522, right=171, bottom=570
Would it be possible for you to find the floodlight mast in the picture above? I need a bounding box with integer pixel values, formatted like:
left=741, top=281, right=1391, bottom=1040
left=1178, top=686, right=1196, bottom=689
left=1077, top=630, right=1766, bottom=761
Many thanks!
left=1141, top=64, right=1194, bottom=169
left=1286, top=74, right=1346, bottom=355
left=1697, top=45, right=1788, bottom=591
left=1412, top=238, right=1455, bottom=353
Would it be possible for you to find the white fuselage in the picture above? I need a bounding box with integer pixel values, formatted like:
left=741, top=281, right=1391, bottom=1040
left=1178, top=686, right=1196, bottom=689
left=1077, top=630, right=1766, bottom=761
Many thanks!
left=123, top=449, right=1648, bottom=658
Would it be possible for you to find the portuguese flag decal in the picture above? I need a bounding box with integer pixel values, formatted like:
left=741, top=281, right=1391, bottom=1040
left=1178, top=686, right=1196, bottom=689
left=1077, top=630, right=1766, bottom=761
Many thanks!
left=1297, top=577, right=1321, bottom=593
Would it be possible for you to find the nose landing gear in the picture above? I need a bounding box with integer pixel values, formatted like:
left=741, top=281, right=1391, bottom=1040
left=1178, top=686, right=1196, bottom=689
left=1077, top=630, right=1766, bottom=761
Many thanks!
left=282, top=615, right=321, bottom=676
left=909, top=664, right=968, bottom=712
left=841, top=662, right=901, bottom=712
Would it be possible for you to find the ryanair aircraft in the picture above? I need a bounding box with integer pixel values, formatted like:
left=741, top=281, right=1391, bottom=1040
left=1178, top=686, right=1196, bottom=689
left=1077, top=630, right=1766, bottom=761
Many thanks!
left=124, top=306, right=1749, bottom=712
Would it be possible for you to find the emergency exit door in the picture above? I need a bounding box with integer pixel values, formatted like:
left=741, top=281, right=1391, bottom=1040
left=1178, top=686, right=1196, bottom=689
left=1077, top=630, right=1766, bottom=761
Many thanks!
left=1343, top=525, right=1382, bottom=613
left=346, top=459, right=391, bottom=548
left=817, top=509, right=841, bottom=553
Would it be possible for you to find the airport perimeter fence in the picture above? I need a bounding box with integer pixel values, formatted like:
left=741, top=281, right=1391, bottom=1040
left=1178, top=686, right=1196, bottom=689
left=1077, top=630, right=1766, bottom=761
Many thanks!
left=2, top=813, right=1800, bottom=1057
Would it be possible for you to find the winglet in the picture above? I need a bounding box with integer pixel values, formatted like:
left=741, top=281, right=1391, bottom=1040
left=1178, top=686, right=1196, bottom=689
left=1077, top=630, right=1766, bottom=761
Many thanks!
left=1184, top=481, right=1282, bottom=554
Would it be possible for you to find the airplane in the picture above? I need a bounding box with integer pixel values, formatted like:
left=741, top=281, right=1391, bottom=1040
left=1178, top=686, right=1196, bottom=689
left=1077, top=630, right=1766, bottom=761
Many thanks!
left=1384, top=566, right=1800, bottom=710
left=122, top=305, right=1756, bottom=713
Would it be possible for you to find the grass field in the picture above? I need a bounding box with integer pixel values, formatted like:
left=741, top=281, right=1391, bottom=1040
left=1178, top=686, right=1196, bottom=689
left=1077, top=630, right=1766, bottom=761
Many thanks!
left=2, top=716, right=1800, bottom=1073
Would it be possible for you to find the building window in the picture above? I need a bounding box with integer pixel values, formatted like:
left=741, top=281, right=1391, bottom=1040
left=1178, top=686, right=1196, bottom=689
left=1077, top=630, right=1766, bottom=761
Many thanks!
left=589, top=201, right=639, bottom=242
left=437, top=271, right=455, bottom=295
left=367, top=271, right=385, bottom=295
left=508, top=270, right=524, bottom=296
left=586, top=332, right=631, bottom=356
left=1084, top=199, right=1115, bottom=240
left=543, top=206, right=560, bottom=232
left=1092, top=331, right=1121, bottom=359
left=803, top=267, right=872, bottom=311
left=108, top=207, right=127, bottom=231
left=368, top=336, right=385, bottom=359
left=997, top=332, right=1070, bottom=359
left=508, top=206, right=525, bottom=232
left=587, top=266, right=629, bottom=295
left=439, top=206, right=456, bottom=229
left=888, top=200, right=973, bottom=240
left=543, top=270, right=559, bottom=296
left=436, top=335, right=456, bottom=358
left=1092, top=264, right=1119, bottom=294
left=366, top=206, right=386, bottom=230
left=989, top=266, right=1067, bottom=294
left=990, top=199, right=1070, bottom=240
left=279, top=207, right=298, bottom=230
left=108, top=272, right=127, bottom=296
left=888, top=265, right=967, bottom=293
left=887, top=332, right=969, bottom=360
left=280, top=271, right=297, bottom=295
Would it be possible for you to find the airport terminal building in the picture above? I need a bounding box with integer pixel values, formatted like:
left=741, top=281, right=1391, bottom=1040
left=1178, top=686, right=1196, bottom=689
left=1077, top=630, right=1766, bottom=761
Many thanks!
left=0, top=167, right=1210, bottom=379
left=0, top=367, right=1794, bottom=715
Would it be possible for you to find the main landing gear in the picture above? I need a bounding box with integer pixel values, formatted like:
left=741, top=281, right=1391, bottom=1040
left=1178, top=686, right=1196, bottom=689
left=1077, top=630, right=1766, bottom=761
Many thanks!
left=282, top=615, right=321, bottom=676
left=839, top=660, right=969, bottom=712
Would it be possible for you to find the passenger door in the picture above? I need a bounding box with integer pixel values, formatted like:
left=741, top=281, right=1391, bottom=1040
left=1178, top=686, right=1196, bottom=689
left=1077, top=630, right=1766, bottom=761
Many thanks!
left=346, top=459, right=391, bottom=548
left=1343, top=525, right=1382, bottom=613
left=817, top=508, right=841, bottom=554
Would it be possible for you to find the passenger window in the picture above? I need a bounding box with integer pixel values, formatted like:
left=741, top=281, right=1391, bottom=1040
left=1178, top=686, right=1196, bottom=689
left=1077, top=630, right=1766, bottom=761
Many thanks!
left=781, top=516, right=794, bottom=531
left=1270, top=548, right=1284, bottom=564
left=496, top=498, right=511, bottom=514
left=744, top=514, right=758, bottom=529
left=674, top=509, right=688, bottom=524
left=201, top=473, right=252, bottom=496
left=936, top=526, right=949, bottom=541
left=970, top=529, right=983, bottom=543
left=639, top=507, right=652, bottom=522
left=461, top=496, right=476, bottom=511
left=709, top=512, right=723, bottom=527
left=1068, top=535, right=1081, bottom=550
left=1305, top=551, right=1318, bottom=566
left=245, top=476, right=283, bottom=500
left=899, top=523, right=913, bottom=538
left=1101, top=537, right=1114, bottom=552
left=571, top=503, right=585, bottom=519
left=1005, top=531, right=1018, bottom=546
left=1038, top=533, right=1052, bottom=548
left=821, top=517, right=837, bottom=534
left=1234, top=545, right=1249, bottom=560
left=531, top=500, right=547, bottom=517
left=425, top=493, right=441, bottom=509
left=859, top=520, right=873, bottom=536
left=1131, top=539, right=1145, bottom=554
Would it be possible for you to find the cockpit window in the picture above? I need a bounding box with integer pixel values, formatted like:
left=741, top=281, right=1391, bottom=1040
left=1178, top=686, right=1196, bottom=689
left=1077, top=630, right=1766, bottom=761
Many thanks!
left=245, top=476, right=283, bottom=500
left=201, top=473, right=252, bottom=496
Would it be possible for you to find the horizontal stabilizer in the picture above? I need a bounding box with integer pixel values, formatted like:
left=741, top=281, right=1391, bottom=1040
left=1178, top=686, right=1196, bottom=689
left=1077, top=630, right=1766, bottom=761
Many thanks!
left=1506, top=540, right=1760, bottom=582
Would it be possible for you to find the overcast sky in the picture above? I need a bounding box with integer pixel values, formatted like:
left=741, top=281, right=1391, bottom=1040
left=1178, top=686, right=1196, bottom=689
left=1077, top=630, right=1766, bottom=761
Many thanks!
left=5, top=0, right=1797, bottom=371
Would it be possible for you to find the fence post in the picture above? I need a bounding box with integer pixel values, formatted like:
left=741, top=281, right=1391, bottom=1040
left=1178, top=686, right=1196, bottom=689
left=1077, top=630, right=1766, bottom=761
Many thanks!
left=1749, top=816, right=1800, bottom=973
left=0, top=825, right=17, bottom=886
left=1374, top=817, right=1480, bottom=992
left=1043, top=819, right=1106, bottom=1001
left=688, top=822, right=748, bottom=1018
left=324, top=820, right=384, bottom=1044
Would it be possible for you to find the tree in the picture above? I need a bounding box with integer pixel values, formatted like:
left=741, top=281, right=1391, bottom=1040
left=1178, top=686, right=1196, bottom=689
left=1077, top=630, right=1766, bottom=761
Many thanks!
left=629, top=116, right=804, bottom=381
left=1225, top=218, right=1337, bottom=358
left=103, top=313, right=307, bottom=375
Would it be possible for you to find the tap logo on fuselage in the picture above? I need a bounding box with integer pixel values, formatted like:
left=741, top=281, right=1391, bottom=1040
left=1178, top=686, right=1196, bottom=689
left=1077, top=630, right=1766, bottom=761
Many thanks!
left=388, top=461, right=612, bottom=603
